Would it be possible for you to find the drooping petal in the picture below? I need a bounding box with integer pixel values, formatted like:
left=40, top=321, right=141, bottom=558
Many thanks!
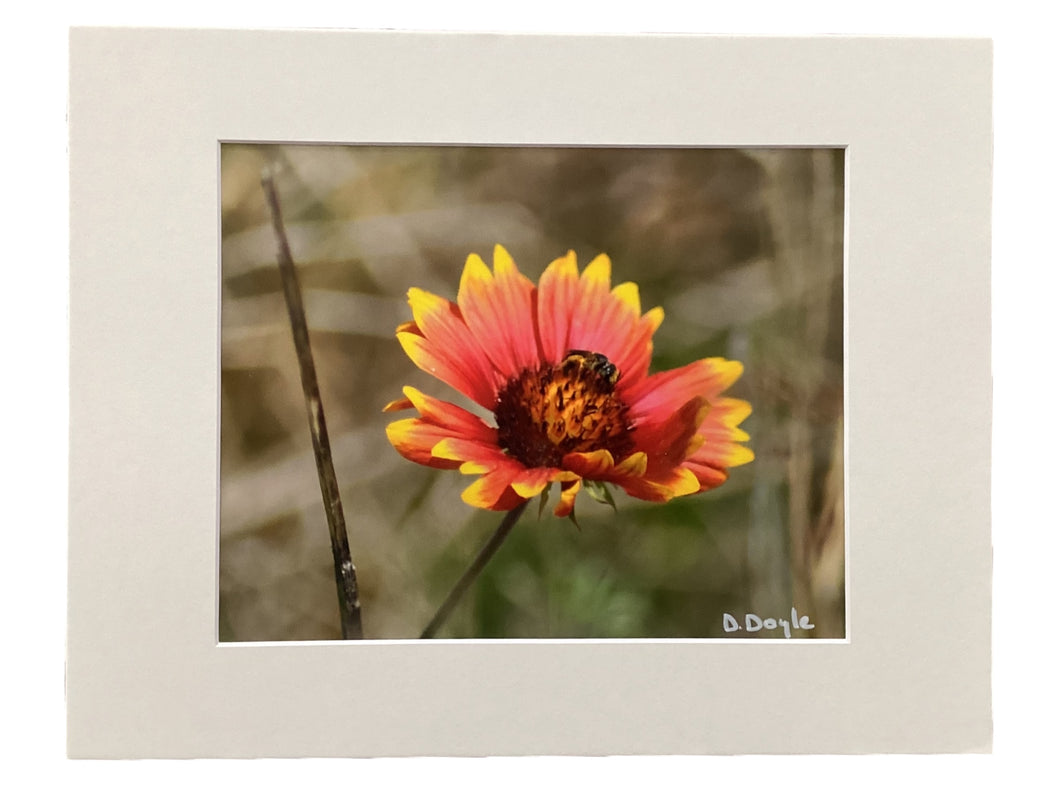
left=561, top=448, right=616, bottom=480
left=618, top=465, right=701, bottom=502
left=554, top=479, right=582, bottom=517
left=510, top=467, right=565, bottom=499
left=613, top=451, right=648, bottom=479
left=457, top=246, right=541, bottom=377
left=461, top=460, right=529, bottom=511
left=684, top=460, right=730, bottom=492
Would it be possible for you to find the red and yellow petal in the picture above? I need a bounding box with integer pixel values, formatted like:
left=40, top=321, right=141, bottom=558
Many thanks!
left=614, top=451, right=649, bottom=479
left=461, top=460, right=530, bottom=511
left=538, top=252, right=615, bottom=361
left=631, top=396, right=710, bottom=475
left=382, top=396, right=414, bottom=412
left=431, top=437, right=511, bottom=469
left=561, top=448, right=616, bottom=480
left=535, top=251, right=663, bottom=387
left=457, top=246, right=541, bottom=377
left=385, top=386, right=501, bottom=470
left=386, top=418, right=465, bottom=470
left=565, top=254, right=619, bottom=352
left=401, top=386, right=497, bottom=442
left=680, top=398, right=754, bottom=491
left=691, top=398, right=755, bottom=467
left=406, top=288, right=501, bottom=402
left=622, top=357, right=743, bottom=420
left=514, top=466, right=582, bottom=499
left=536, top=251, right=581, bottom=362
left=397, top=330, right=497, bottom=409
left=685, top=460, right=730, bottom=492
left=618, top=465, right=701, bottom=503
left=554, top=479, right=581, bottom=518
left=605, top=305, right=664, bottom=388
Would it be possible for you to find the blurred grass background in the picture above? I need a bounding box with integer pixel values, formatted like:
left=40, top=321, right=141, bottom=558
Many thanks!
left=219, top=144, right=844, bottom=641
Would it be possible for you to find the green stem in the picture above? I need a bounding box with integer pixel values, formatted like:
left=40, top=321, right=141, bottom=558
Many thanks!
left=420, top=502, right=529, bottom=639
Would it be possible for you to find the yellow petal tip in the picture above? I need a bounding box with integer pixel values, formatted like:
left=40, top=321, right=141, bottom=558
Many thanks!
left=727, top=445, right=755, bottom=467
left=611, top=281, right=641, bottom=316
left=493, top=244, right=515, bottom=272
left=583, top=253, right=612, bottom=287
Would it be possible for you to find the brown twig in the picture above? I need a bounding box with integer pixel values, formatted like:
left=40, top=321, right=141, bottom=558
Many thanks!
left=420, top=502, right=528, bottom=639
left=261, top=170, right=364, bottom=640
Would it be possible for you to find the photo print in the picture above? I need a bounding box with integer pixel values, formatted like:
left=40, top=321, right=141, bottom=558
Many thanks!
left=218, top=144, right=845, bottom=642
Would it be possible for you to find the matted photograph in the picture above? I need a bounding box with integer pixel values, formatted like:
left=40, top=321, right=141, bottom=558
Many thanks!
left=69, top=29, right=991, bottom=758
left=219, top=144, right=845, bottom=641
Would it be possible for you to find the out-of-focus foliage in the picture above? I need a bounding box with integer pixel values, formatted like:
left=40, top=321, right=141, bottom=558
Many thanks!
left=219, top=145, right=845, bottom=640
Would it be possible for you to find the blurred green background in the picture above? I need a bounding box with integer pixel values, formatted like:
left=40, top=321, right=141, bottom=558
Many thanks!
left=219, top=144, right=844, bottom=641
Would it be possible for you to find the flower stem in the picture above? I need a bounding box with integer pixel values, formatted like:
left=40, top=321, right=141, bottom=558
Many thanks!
left=261, top=169, right=364, bottom=640
left=421, top=502, right=529, bottom=639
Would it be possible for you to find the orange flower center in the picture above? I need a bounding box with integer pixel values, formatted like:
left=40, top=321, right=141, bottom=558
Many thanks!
left=494, top=351, right=635, bottom=468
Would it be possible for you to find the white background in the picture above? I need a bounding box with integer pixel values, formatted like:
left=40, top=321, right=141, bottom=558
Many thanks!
left=4, top=1, right=1054, bottom=791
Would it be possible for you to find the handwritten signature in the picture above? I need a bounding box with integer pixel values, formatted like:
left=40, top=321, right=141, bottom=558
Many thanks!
left=723, top=608, right=814, bottom=639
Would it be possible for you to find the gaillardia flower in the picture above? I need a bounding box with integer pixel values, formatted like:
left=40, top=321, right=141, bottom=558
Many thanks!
left=384, top=245, right=753, bottom=518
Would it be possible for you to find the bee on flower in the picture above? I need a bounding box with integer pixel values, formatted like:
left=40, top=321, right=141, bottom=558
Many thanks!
left=384, top=245, right=753, bottom=519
